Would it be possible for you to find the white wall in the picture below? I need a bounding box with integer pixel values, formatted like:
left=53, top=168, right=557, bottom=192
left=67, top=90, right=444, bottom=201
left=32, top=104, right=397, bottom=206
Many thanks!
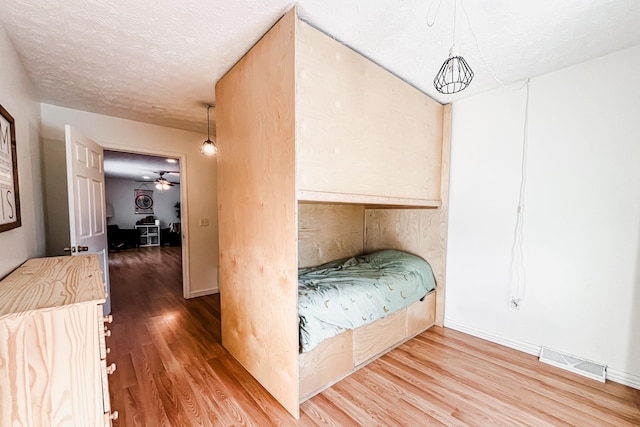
left=106, top=177, right=180, bottom=229
left=0, top=22, right=45, bottom=278
left=40, top=104, right=219, bottom=296
left=446, top=45, right=640, bottom=387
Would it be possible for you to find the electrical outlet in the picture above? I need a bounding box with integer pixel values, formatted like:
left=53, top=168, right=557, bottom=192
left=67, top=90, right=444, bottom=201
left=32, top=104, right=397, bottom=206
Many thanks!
left=199, top=218, right=209, bottom=226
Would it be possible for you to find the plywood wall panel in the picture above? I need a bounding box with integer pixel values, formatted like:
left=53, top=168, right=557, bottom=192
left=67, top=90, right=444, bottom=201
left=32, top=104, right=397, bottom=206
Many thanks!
left=354, top=309, right=407, bottom=365
left=365, top=105, right=451, bottom=326
left=407, top=292, right=436, bottom=337
left=295, top=20, right=444, bottom=202
left=216, top=9, right=299, bottom=418
left=298, top=203, right=364, bottom=268
left=299, top=329, right=353, bottom=400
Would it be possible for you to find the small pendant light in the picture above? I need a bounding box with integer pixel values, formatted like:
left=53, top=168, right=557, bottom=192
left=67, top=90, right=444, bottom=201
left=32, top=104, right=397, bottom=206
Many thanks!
left=201, top=104, right=217, bottom=155
left=433, top=0, right=473, bottom=94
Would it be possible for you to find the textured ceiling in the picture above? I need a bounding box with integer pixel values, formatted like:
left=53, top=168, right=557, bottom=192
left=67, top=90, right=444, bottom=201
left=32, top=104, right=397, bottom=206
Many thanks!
left=1, top=0, right=639, bottom=134
left=104, top=151, right=180, bottom=183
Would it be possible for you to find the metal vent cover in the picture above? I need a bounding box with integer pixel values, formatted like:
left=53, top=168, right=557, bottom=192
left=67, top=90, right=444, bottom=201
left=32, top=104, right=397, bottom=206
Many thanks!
left=539, top=347, right=606, bottom=382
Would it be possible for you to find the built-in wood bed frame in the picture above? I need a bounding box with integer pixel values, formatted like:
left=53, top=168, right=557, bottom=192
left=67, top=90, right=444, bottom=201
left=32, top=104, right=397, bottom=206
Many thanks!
left=216, top=8, right=451, bottom=418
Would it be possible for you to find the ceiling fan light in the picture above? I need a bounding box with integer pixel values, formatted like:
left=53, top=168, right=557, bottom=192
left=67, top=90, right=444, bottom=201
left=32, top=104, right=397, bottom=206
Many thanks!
left=201, top=139, right=217, bottom=155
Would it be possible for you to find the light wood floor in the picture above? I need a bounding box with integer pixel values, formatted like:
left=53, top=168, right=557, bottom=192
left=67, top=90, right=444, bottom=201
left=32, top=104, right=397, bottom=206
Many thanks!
left=108, top=247, right=640, bottom=426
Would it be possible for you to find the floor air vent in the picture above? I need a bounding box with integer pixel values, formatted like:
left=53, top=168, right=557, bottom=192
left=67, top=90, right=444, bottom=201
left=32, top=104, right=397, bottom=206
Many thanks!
left=539, top=347, right=606, bottom=382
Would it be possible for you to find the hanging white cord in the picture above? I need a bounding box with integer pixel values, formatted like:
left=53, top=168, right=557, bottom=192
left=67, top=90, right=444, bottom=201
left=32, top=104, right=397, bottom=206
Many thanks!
left=426, top=0, right=444, bottom=27
left=508, top=78, right=531, bottom=309
left=458, top=0, right=528, bottom=91
left=452, top=0, right=457, bottom=46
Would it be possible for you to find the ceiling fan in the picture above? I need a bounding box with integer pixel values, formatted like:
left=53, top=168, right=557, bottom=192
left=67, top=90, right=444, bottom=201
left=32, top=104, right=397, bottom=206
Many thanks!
left=154, top=171, right=178, bottom=190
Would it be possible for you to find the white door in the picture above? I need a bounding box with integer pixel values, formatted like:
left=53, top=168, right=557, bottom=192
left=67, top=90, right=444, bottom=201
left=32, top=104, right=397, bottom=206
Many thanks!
left=65, top=125, right=111, bottom=314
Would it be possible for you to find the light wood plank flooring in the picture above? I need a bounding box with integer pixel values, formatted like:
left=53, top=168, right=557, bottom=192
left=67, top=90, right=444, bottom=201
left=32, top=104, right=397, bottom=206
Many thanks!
left=108, top=247, right=640, bottom=426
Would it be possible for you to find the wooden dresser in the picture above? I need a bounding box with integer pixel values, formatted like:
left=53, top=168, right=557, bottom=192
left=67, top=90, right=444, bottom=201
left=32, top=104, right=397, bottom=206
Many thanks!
left=0, top=255, right=117, bottom=426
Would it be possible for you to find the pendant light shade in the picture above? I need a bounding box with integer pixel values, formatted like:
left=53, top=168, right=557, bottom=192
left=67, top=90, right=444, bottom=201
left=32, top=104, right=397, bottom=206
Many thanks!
left=201, top=138, right=216, bottom=155
left=432, top=0, right=473, bottom=95
left=201, top=104, right=217, bottom=155
left=433, top=46, right=474, bottom=94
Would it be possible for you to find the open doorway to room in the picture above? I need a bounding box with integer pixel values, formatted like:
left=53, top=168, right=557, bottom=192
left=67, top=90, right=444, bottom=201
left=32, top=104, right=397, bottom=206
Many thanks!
left=104, top=150, right=184, bottom=304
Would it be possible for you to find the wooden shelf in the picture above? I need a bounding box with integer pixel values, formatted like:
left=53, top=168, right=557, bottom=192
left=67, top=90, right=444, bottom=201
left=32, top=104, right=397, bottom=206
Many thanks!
left=298, top=190, right=442, bottom=208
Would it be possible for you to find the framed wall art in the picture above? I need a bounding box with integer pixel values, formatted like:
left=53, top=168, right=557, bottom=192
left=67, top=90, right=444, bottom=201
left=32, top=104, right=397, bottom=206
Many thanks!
left=0, top=104, right=21, bottom=233
left=134, top=188, right=154, bottom=214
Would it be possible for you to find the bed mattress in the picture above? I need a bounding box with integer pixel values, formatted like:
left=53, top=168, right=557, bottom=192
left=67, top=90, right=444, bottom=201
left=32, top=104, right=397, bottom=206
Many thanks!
left=298, top=249, right=436, bottom=353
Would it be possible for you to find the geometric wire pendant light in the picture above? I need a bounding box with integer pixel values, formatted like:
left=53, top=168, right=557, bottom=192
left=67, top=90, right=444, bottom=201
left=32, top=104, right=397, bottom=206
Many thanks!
left=200, top=104, right=217, bottom=155
left=433, top=46, right=474, bottom=94
left=433, top=0, right=473, bottom=94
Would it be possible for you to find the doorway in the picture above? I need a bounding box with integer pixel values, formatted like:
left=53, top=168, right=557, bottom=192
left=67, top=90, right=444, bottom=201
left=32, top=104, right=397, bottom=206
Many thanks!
left=41, top=141, right=191, bottom=300
left=104, top=150, right=185, bottom=297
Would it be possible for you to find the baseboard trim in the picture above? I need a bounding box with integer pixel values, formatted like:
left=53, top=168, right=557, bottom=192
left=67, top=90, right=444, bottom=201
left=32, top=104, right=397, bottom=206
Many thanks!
left=189, top=288, right=218, bottom=298
left=444, top=319, right=540, bottom=356
left=606, top=368, right=640, bottom=390
left=443, top=319, right=640, bottom=391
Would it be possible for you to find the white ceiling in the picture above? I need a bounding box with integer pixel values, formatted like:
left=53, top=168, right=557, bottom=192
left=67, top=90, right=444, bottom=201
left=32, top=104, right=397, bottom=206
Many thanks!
left=104, top=151, right=180, bottom=183
left=1, top=0, right=639, bottom=134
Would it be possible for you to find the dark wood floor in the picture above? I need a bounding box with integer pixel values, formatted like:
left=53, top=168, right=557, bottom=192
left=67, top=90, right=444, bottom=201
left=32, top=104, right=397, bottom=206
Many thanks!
left=108, top=247, right=640, bottom=426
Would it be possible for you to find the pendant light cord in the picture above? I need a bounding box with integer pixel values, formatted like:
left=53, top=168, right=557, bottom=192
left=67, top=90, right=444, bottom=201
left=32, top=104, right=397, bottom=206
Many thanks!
left=452, top=0, right=457, bottom=47
left=508, top=78, right=531, bottom=309
left=426, top=0, right=444, bottom=27
left=427, top=0, right=528, bottom=91
left=458, top=0, right=528, bottom=91
left=207, top=105, right=211, bottom=139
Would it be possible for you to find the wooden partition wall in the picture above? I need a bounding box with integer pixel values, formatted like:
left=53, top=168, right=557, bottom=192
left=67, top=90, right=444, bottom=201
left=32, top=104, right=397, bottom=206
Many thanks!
left=217, top=8, right=449, bottom=418
left=216, top=10, right=299, bottom=417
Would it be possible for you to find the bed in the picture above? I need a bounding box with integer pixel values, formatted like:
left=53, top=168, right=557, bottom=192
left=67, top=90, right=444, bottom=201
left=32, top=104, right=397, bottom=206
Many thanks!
left=298, top=249, right=436, bottom=353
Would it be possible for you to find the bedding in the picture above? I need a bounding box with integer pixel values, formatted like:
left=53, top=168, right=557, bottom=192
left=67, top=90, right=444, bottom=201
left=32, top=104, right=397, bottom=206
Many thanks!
left=298, top=249, right=436, bottom=353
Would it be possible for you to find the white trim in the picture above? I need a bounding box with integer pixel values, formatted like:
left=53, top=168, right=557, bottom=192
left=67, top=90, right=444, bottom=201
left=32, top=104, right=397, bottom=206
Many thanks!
left=606, top=368, right=640, bottom=390
left=444, top=319, right=640, bottom=391
left=189, top=288, right=218, bottom=298
left=444, top=319, right=540, bottom=356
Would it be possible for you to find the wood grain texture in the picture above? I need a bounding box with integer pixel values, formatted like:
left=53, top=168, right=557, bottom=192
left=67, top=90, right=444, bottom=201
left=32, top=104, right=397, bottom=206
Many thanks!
left=365, top=208, right=448, bottom=326
left=299, top=329, right=353, bottom=400
left=107, top=247, right=640, bottom=426
left=295, top=18, right=444, bottom=202
left=216, top=8, right=299, bottom=418
left=298, top=190, right=442, bottom=208
left=354, top=308, right=407, bottom=365
left=298, top=203, right=364, bottom=268
left=0, top=255, right=108, bottom=426
left=0, top=255, right=106, bottom=319
left=364, top=106, right=451, bottom=327
left=407, top=291, right=436, bottom=337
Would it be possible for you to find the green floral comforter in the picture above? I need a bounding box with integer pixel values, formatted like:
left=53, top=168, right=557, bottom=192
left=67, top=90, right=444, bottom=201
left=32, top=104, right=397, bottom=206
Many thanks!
left=298, top=249, right=436, bottom=353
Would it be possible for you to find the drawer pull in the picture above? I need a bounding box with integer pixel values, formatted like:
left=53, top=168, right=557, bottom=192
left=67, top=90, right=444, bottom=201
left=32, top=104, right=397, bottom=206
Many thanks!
left=106, top=347, right=111, bottom=354
left=104, top=315, right=113, bottom=324
left=106, top=363, right=117, bottom=375
left=109, top=411, right=119, bottom=420
left=105, top=328, right=112, bottom=337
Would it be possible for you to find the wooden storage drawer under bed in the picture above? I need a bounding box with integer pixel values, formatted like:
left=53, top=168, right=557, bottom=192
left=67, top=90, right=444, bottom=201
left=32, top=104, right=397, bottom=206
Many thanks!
left=299, top=291, right=436, bottom=400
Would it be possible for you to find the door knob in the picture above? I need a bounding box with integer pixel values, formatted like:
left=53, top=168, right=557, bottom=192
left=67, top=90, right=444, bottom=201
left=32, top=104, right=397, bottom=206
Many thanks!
left=77, top=246, right=89, bottom=252
left=63, top=247, right=76, bottom=253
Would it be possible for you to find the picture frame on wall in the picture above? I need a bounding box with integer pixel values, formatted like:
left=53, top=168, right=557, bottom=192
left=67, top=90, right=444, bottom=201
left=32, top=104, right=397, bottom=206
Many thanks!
left=134, top=188, right=154, bottom=214
left=0, top=104, right=21, bottom=233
